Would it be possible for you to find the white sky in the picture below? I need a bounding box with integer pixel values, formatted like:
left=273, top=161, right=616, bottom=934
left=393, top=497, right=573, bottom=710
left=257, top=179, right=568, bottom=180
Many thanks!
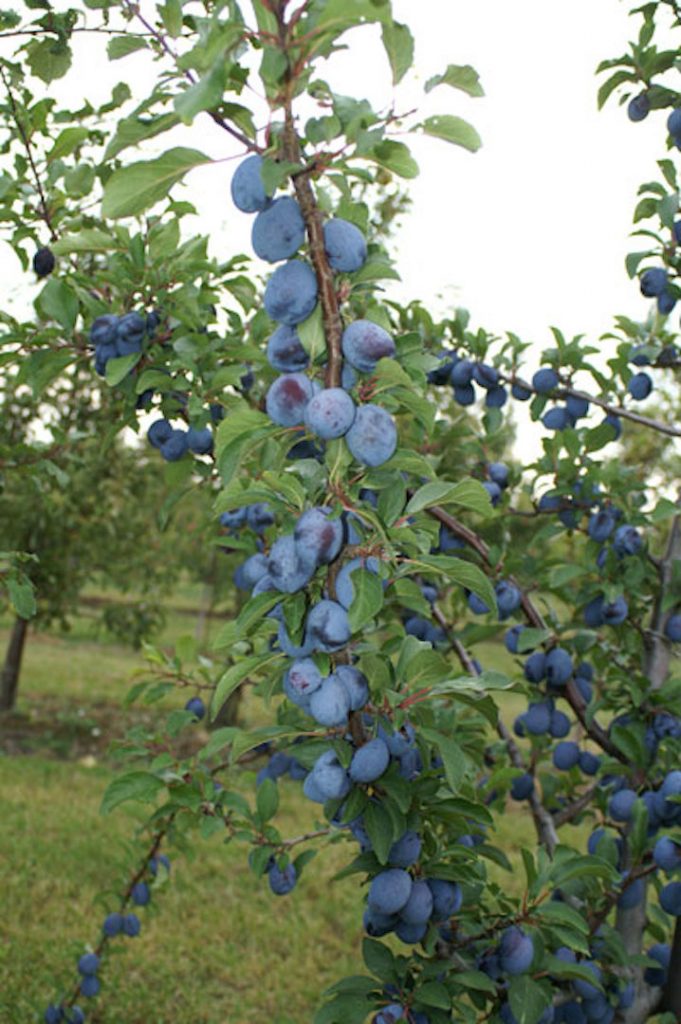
left=1, top=0, right=676, bottom=451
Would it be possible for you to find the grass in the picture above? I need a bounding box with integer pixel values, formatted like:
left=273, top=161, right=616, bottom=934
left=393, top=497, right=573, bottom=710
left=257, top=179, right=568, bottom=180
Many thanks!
left=0, top=607, right=583, bottom=1024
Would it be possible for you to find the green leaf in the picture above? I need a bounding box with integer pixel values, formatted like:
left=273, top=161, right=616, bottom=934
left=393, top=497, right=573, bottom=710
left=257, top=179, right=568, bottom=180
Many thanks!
left=347, top=570, right=384, bottom=632
left=100, top=771, right=165, bottom=815
left=51, top=229, right=118, bottom=255
left=174, top=63, right=226, bottom=123
left=420, top=115, right=482, bottom=153
left=425, top=64, right=484, bottom=97
left=6, top=577, right=36, bottom=619
left=362, top=937, right=397, bottom=981
left=405, top=479, right=492, bottom=517
left=508, top=977, right=551, bottom=1024
left=36, top=279, right=79, bottom=331
left=104, top=112, right=180, bottom=161
left=315, top=0, right=392, bottom=30
left=420, top=729, right=468, bottom=793
left=256, top=777, right=279, bottom=822
left=26, top=38, right=72, bottom=82
left=107, top=36, right=148, bottom=59
left=105, top=353, right=141, bottom=387
left=406, top=554, right=495, bottom=614
left=371, top=140, right=419, bottom=178
left=415, top=981, right=451, bottom=1010
left=46, top=127, right=89, bottom=162
left=101, top=147, right=212, bottom=218
left=215, top=406, right=272, bottom=455
left=212, top=654, right=283, bottom=717
left=363, top=800, right=395, bottom=864
left=381, top=21, right=414, bottom=84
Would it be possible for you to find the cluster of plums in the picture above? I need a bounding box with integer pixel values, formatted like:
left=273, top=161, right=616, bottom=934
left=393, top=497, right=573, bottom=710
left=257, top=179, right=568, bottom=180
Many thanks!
left=43, top=855, right=168, bottom=1021
left=231, top=154, right=398, bottom=469
left=146, top=417, right=214, bottom=462
left=89, top=310, right=160, bottom=378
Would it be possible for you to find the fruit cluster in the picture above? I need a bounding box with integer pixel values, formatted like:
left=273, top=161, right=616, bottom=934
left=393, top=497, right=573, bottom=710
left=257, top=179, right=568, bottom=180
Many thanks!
left=89, top=311, right=160, bottom=378
left=232, top=154, right=398, bottom=468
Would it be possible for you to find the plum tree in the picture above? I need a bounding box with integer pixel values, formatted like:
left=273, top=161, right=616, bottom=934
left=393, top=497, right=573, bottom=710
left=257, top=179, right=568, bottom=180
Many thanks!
left=2, top=1, right=681, bottom=1023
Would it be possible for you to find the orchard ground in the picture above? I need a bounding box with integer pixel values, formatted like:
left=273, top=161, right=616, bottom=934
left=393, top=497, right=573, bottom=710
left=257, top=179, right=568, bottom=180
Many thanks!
left=0, top=588, right=588, bottom=1024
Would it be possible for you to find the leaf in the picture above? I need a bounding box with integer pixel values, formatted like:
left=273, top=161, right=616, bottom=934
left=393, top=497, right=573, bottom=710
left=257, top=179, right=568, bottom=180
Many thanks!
left=36, top=279, right=79, bottom=331
left=415, top=981, right=451, bottom=1009
left=215, top=406, right=272, bottom=455
left=212, top=653, right=282, bottom=718
left=105, top=353, right=141, bottom=387
left=362, top=937, right=397, bottom=981
left=381, top=21, right=414, bottom=84
left=256, top=777, right=279, bottom=822
left=420, top=115, right=482, bottom=153
left=425, top=64, right=484, bottom=97
left=347, top=570, right=384, bottom=632
left=371, top=140, right=419, bottom=179
left=405, top=479, right=492, bottom=517
left=363, top=800, right=395, bottom=865
left=26, top=38, right=71, bottom=82
left=107, top=36, right=148, bottom=59
left=508, top=977, right=551, bottom=1024
left=101, top=147, right=212, bottom=218
left=46, top=127, right=89, bottom=162
left=420, top=729, right=468, bottom=793
left=51, top=229, right=118, bottom=255
left=315, top=0, right=392, bottom=30
left=6, top=577, right=36, bottom=619
left=100, top=771, right=165, bottom=815
left=174, top=62, right=226, bottom=123
left=104, top=112, right=180, bottom=162
left=406, top=554, right=495, bottom=613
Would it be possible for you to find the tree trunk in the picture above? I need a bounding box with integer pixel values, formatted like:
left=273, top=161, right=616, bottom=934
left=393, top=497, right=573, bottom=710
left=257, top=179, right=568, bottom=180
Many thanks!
left=0, top=616, right=29, bottom=711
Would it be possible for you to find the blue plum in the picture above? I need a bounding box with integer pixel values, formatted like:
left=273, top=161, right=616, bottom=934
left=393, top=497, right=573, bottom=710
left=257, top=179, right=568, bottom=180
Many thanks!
left=334, top=664, right=369, bottom=710
left=342, top=320, right=395, bottom=373
left=304, top=387, right=356, bottom=439
left=160, top=429, right=189, bottom=462
left=309, top=675, right=351, bottom=726
left=349, top=738, right=390, bottom=783
left=266, top=324, right=309, bottom=372
left=628, top=372, right=653, bottom=400
left=268, top=534, right=315, bottom=593
left=427, top=879, right=462, bottom=920
left=230, top=154, right=269, bottom=212
left=613, top=525, right=642, bottom=557
left=268, top=862, right=298, bottom=895
left=131, top=881, right=151, bottom=906
left=644, top=943, right=671, bottom=986
left=323, top=218, right=367, bottom=272
left=306, top=599, right=351, bottom=652
left=532, top=367, right=559, bottom=393
left=103, top=912, right=123, bottom=936
left=660, top=881, right=681, bottom=915
left=186, top=427, right=213, bottom=454
left=628, top=93, right=650, bottom=121
left=553, top=741, right=580, bottom=770
left=264, top=260, right=318, bottom=325
left=545, top=647, right=573, bottom=687
left=252, top=196, right=305, bottom=262
left=265, top=372, right=314, bottom=426
left=653, top=836, right=681, bottom=872
left=388, top=831, right=421, bottom=868
left=543, top=406, right=572, bottom=431
left=511, top=773, right=534, bottom=800
left=80, top=976, right=101, bottom=998
left=77, top=953, right=100, bottom=975
left=147, top=418, right=173, bottom=449
left=184, top=696, right=206, bottom=719
left=608, top=788, right=638, bottom=822
left=498, top=926, right=534, bottom=974
left=524, top=652, right=546, bottom=683
left=368, top=869, right=413, bottom=915
left=335, top=555, right=380, bottom=609
left=294, top=507, right=344, bottom=565
left=123, top=913, right=141, bottom=937
left=345, top=404, right=397, bottom=467
left=398, top=878, right=433, bottom=924
left=640, top=267, right=668, bottom=297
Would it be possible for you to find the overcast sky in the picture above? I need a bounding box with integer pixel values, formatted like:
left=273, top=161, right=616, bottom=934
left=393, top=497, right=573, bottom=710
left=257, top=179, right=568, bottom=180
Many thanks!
left=1, top=0, right=676, bottom=451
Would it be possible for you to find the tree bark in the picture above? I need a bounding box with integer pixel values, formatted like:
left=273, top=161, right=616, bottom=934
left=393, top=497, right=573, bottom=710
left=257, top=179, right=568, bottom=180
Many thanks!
left=0, top=616, right=29, bottom=711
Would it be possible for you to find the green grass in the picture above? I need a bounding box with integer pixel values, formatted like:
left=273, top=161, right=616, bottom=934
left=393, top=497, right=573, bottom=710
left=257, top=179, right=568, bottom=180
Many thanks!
left=0, top=613, right=587, bottom=1023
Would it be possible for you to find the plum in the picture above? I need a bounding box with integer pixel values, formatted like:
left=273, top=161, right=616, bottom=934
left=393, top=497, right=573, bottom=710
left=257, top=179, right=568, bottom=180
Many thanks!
left=230, top=154, right=269, bottom=212
left=388, top=831, right=421, bottom=868
left=323, top=217, right=367, bottom=272
left=628, top=372, right=653, bottom=400
left=335, top=555, right=380, bottom=609
left=349, top=737, right=390, bottom=783
left=309, top=674, right=351, bottom=726
left=427, top=879, right=462, bottom=919
left=266, top=325, right=309, bottom=372
left=398, top=879, right=433, bottom=924
left=184, top=696, right=206, bottom=719
left=252, top=196, right=305, bottom=262
left=334, top=664, right=369, bottom=710
left=268, top=534, right=315, bottom=593
left=368, top=868, right=413, bottom=915
left=268, top=862, right=298, bottom=895
left=294, top=507, right=344, bottom=565
left=186, top=426, right=213, bottom=454
left=545, top=647, right=573, bottom=687
left=160, top=429, right=189, bottom=462
left=264, top=259, right=318, bottom=325
left=304, top=387, right=356, bottom=439
left=345, top=404, right=397, bottom=467
left=628, top=93, right=650, bottom=121
left=498, top=925, right=534, bottom=974
left=33, top=246, right=55, bottom=278
left=265, top=372, right=314, bottom=427
left=532, top=367, right=559, bottom=393
left=306, top=599, right=351, bottom=652
left=342, top=320, right=395, bottom=373
left=147, top=418, right=173, bottom=449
